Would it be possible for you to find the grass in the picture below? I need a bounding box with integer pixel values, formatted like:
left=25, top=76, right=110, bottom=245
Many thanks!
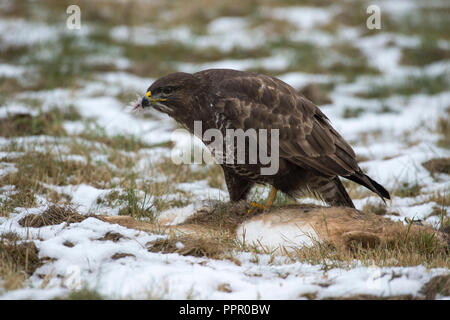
left=66, top=288, right=104, bottom=300
left=382, top=9, right=450, bottom=41
left=0, top=113, right=56, bottom=137
left=298, top=83, right=333, bottom=105
left=393, top=181, right=422, bottom=198
left=420, top=275, right=450, bottom=299
left=436, top=111, right=450, bottom=149
left=362, top=201, right=387, bottom=216
left=147, top=236, right=230, bottom=259
left=117, top=187, right=157, bottom=220
left=342, top=107, right=365, bottom=119
left=2, top=151, right=112, bottom=188
left=78, top=127, right=158, bottom=152
left=0, top=0, right=449, bottom=299
left=422, top=158, right=450, bottom=175
left=25, top=35, right=98, bottom=91
left=401, top=38, right=450, bottom=67
left=155, top=155, right=225, bottom=189
left=356, top=73, right=449, bottom=99
left=18, top=204, right=86, bottom=228
left=291, top=228, right=449, bottom=269
left=0, top=233, right=41, bottom=291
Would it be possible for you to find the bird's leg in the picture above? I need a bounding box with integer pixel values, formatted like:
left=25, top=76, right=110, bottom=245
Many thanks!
left=265, top=186, right=278, bottom=207
left=248, top=186, right=278, bottom=212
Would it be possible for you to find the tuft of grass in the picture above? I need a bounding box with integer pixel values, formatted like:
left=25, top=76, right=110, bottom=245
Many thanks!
left=18, top=204, right=86, bottom=228
left=298, top=83, right=332, bottom=105
left=0, top=184, right=37, bottom=217
left=98, top=231, right=125, bottom=243
left=66, top=288, right=104, bottom=300
left=26, top=34, right=98, bottom=90
left=0, top=46, right=30, bottom=65
left=422, top=158, right=450, bottom=175
left=342, top=107, right=365, bottom=119
left=147, top=236, right=228, bottom=259
left=393, top=182, right=422, bottom=198
left=420, top=275, right=450, bottom=300
left=436, top=112, right=450, bottom=149
left=362, top=202, right=387, bottom=216
left=401, top=39, right=450, bottom=67
left=0, top=234, right=41, bottom=291
left=1, top=151, right=113, bottom=189
left=111, top=252, right=135, bottom=260
left=0, top=111, right=66, bottom=137
left=117, top=187, right=156, bottom=220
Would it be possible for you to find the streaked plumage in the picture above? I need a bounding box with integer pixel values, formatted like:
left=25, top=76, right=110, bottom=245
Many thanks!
left=138, top=69, right=390, bottom=208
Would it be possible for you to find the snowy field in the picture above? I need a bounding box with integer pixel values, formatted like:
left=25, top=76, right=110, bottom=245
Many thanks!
left=0, top=0, right=449, bottom=299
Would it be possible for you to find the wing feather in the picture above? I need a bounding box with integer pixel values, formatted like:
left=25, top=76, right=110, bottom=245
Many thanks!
left=212, top=73, right=359, bottom=177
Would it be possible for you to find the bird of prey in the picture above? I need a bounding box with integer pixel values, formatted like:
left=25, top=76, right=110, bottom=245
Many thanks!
left=136, top=69, right=390, bottom=208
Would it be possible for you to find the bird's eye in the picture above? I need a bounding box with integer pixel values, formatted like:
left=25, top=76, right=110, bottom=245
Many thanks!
left=163, top=87, right=174, bottom=95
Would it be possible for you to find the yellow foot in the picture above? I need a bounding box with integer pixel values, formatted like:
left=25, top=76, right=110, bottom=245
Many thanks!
left=247, top=202, right=265, bottom=213
left=247, top=187, right=278, bottom=213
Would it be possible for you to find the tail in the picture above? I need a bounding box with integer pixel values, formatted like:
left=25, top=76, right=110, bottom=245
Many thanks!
left=346, top=171, right=390, bottom=201
left=311, top=176, right=355, bottom=208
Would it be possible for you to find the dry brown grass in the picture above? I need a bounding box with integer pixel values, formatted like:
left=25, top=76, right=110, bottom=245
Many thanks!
left=298, top=83, right=332, bottom=105
left=2, top=151, right=113, bottom=189
left=98, top=231, right=125, bottom=242
left=18, top=205, right=87, bottom=228
left=420, top=274, right=450, bottom=299
left=362, top=201, right=388, bottom=216
left=0, top=233, right=41, bottom=290
left=111, top=252, right=135, bottom=260
left=422, top=158, right=450, bottom=175
left=0, top=109, right=77, bottom=137
left=147, top=236, right=228, bottom=259
left=400, top=40, right=450, bottom=67
left=436, top=110, right=450, bottom=149
left=155, top=156, right=225, bottom=189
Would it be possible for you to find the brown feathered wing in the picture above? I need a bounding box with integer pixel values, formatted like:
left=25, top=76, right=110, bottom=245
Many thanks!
left=211, top=73, right=390, bottom=200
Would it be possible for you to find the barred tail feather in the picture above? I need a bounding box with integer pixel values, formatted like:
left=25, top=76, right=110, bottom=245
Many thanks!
left=346, top=171, right=390, bottom=201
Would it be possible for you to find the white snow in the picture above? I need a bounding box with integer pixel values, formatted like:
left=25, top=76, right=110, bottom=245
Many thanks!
left=263, top=6, right=337, bottom=30
left=0, top=0, right=449, bottom=300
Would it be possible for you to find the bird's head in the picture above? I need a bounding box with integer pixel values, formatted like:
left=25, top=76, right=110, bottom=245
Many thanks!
left=139, top=72, right=198, bottom=117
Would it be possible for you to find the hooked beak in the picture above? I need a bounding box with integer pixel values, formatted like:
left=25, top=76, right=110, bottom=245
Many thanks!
left=141, top=90, right=167, bottom=108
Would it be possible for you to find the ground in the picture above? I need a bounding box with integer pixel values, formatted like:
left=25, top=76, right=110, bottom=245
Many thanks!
left=0, top=0, right=449, bottom=299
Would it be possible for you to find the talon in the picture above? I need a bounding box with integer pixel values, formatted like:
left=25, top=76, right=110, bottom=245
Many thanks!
left=247, top=187, right=278, bottom=213
left=251, top=202, right=265, bottom=209
left=247, top=202, right=265, bottom=213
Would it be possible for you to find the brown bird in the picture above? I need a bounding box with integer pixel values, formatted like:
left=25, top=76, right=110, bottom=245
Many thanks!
left=137, top=69, right=390, bottom=208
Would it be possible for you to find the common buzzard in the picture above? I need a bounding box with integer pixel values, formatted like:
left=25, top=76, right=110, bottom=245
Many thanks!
left=137, top=69, right=390, bottom=208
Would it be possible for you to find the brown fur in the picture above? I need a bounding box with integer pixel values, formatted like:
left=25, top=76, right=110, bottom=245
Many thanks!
left=100, top=204, right=449, bottom=251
